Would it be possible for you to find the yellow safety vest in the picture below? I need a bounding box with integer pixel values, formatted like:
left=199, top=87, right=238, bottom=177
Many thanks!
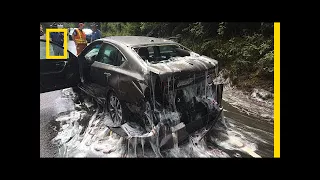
left=74, top=28, right=87, bottom=44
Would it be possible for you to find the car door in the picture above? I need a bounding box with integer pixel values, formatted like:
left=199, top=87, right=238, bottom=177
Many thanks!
left=117, top=53, right=146, bottom=104
left=40, top=39, right=80, bottom=93
left=90, top=43, right=122, bottom=98
left=77, top=40, right=104, bottom=82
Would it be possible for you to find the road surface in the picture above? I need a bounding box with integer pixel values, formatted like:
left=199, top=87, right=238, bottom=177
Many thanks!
left=40, top=90, right=61, bottom=157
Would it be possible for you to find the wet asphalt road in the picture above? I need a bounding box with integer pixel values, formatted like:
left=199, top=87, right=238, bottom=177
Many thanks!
left=40, top=89, right=76, bottom=157
left=40, top=90, right=61, bottom=157
left=222, top=102, right=273, bottom=157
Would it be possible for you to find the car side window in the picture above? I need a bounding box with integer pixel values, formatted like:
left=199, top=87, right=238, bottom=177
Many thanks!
left=117, top=52, right=127, bottom=66
left=159, top=45, right=177, bottom=57
left=84, top=42, right=103, bottom=62
left=40, top=40, right=68, bottom=60
left=147, top=46, right=155, bottom=61
left=96, top=44, right=120, bottom=66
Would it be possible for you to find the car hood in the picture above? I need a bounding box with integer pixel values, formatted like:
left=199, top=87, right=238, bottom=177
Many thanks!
left=147, top=54, right=218, bottom=81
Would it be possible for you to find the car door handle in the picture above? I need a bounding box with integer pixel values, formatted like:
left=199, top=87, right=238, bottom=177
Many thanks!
left=104, top=72, right=111, bottom=77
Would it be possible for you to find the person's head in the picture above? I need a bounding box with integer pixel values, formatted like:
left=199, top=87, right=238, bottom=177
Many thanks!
left=91, top=23, right=98, bottom=31
left=40, top=24, right=43, bottom=31
left=79, top=23, right=85, bottom=29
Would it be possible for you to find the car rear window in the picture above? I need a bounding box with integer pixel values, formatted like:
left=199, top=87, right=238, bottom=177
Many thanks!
left=134, top=44, right=190, bottom=63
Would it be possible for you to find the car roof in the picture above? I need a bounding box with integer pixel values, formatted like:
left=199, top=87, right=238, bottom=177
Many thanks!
left=102, top=36, right=177, bottom=47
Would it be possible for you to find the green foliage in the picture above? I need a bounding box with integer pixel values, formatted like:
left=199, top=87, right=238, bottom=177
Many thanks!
left=100, top=22, right=144, bottom=37
left=217, top=22, right=227, bottom=36
left=204, top=34, right=274, bottom=92
left=61, top=22, right=77, bottom=28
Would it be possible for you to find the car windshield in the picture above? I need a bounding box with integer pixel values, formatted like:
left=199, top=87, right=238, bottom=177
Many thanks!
left=133, top=44, right=190, bottom=63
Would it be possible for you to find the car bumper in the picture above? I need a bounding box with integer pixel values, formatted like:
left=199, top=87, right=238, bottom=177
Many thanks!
left=158, top=107, right=223, bottom=150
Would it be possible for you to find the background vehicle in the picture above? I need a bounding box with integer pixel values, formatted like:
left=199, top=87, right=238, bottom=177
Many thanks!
left=83, top=28, right=93, bottom=43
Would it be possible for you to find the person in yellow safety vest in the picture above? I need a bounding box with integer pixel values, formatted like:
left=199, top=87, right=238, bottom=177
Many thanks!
left=72, top=22, right=87, bottom=55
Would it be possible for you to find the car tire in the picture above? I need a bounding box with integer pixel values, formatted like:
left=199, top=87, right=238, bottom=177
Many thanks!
left=107, top=92, right=126, bottom=126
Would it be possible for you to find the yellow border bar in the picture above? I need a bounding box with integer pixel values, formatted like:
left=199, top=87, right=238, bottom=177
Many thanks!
left=274, top=22, right=280, bottom=158
left=46, top=28, right=68, bottom=59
